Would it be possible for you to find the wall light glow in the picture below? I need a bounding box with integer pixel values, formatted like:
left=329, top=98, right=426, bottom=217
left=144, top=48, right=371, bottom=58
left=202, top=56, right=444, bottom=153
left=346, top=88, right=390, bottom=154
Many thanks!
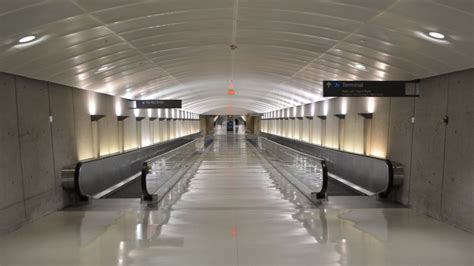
left=115, top=100, right=122, bottom=116
left=147, top=109, right=153, bottom=117
left=133, top=109, right=140, bottom=117
left=341, top=98, right=348, bottom=115
left=311, top=103, right=315, bottom=116
left=293, top=106, right=297, bottom=117
left=88, top=96, right=96, bottom=115
left=301, top=105, right=305, bottom=117
left=367, top=98, right=375, bottom=113
left=370, top=148, right=386, bottom=158
left=323, top=101, right=329, bottom=116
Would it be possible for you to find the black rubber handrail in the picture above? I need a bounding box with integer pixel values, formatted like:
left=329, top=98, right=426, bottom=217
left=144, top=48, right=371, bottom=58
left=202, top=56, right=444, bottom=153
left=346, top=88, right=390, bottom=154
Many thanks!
left=380, top=159, right=394, bottom=198
left=74, top=162, right=88, bottom=201
left=141, top=162, right=153, bottom=201
left=260, top=132, right=396, bottom=197
left=71, top=134, right=200, bottom=201
left=316, top=160, right=328, bottom=199
left=140, top=137, right=214, bottom=202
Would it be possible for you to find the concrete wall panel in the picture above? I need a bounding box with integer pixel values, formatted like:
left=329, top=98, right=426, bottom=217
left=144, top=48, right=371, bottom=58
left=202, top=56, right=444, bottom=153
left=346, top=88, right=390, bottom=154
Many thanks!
left=441, top=69, right=474, bottom=232
left=0, top=73, right=24, bottom=209
left=326, top=98, right=342, bottom=149
left=387, top=98, right=416, bottom=205
left=302, top=118, right=310, bottom=142
left=105, top=96, right=119, bottom=154
left=123, top=109, right=137, bottom=151
left=342, top=97, right=364, bottom=154
left=140, top=118, right=151, bottom=147
left=15, top=76, right=55, bottom=200
left=0, top=73, right=200, bottom=234
left=0, top=202, right=25, bottom=234
left=312, top=118, right=322, bottom=145
left=73, top=89, right=93, bottom=160
left=24, top=189, right=57, bottom=221
left=48, top=83, right=77, bottom=206
left=370, top=98, right=390, bottom=158
left=0, top=73, right=25, bottom=233
left=410, top=75, right=449, bottom=219
left=97, top=94, right=117, bottom=156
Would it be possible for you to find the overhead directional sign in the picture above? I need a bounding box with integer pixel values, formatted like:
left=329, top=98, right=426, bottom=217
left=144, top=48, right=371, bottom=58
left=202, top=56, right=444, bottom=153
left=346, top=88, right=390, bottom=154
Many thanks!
left=323, top=80, right=418, bottom=97
left=133, top=99, right=182, bottom=109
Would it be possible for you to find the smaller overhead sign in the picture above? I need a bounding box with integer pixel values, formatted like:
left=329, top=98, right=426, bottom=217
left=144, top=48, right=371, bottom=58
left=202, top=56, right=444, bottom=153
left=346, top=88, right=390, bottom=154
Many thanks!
left=323, top=81, right=418, bottom=97
left=133, top=100, right=182, bottom=109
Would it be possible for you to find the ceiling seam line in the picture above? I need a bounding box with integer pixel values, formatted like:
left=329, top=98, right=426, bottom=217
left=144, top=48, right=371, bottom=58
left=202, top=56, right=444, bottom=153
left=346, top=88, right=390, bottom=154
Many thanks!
left=69, top=0, right=185, bottom=93
left=261, top=0, right=402, bottom=109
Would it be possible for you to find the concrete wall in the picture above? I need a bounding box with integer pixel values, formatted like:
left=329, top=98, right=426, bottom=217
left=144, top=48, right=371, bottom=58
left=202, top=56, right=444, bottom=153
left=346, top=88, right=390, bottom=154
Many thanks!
left=48, top=83, right=78, bottom=207
left=0, top=72, right=200, bottom=234
left=261, top=68, right=473, bottom=232
left=0, top=73, right=26, bottom=234
left=15, top=77, right=57, bottom=223
left=411, top=69, right=473, bottom=232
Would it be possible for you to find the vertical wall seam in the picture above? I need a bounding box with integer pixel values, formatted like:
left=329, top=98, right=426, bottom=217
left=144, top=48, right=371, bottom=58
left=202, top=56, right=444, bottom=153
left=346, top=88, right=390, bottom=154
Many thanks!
left=13, top=77, right=28, bottom=219
left=439, top=76, right=450, bottom=219
left=407, top=96, right=416, bottom=206
left=67, top=87, right=77, bottom=207
left=386, top=98, right=392, bottom=156
left=385, top=98, right=393, bottom=197
left=46, top=83, right=59, bottom=205
left=70, top=88, right=78, bottom=159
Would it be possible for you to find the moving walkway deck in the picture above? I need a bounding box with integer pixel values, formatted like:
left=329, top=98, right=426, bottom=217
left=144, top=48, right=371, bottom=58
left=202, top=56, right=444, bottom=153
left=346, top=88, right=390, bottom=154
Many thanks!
left=99, top=131, right=399, bottom=210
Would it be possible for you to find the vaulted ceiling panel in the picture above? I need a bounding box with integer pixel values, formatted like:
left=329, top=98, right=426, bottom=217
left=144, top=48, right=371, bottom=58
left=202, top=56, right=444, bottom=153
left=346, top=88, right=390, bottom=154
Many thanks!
left=0, top=0, right=472, bottom=114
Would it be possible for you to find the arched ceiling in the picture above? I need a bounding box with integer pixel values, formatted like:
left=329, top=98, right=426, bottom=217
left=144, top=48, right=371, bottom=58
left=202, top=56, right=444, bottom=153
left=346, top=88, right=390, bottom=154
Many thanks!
left=0, top=0, right=473, bottom=114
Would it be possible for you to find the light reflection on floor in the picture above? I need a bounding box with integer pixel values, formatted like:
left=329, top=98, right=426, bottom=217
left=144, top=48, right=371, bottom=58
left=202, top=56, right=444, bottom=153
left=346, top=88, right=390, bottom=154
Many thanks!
left=0, top=135, right=472, bottom=266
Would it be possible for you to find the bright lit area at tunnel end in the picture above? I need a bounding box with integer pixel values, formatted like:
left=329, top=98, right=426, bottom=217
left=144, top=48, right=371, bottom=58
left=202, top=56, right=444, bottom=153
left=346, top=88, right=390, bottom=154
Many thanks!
left=0, top=1, right=473, bottom=266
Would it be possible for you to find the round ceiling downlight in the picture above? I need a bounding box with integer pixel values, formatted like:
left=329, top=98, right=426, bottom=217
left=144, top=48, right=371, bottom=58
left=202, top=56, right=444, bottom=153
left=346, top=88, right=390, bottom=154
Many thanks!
left=428, top=31, right=445, bottom=40
left=349, top=63, right=367, bottom=71
left=18, top=35, right=36, bottom=43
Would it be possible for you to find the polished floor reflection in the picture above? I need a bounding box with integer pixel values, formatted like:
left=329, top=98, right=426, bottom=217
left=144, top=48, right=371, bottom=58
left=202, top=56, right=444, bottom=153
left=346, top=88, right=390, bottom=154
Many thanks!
left=0, top=134, right=472, bottom=266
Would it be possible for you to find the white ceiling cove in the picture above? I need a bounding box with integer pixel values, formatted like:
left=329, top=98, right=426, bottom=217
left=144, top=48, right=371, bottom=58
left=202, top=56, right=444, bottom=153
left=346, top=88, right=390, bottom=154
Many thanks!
left=0, top=0, right=473, bottom=113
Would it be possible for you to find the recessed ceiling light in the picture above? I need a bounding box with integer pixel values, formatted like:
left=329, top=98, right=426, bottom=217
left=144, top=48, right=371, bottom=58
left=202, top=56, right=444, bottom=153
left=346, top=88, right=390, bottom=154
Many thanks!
left=98, top=66, right=108, bottom=72
left=349, top=63, right=367, bottom=71
left=126, top=88, right=132, bottom=92
left=428, top=31, right=445, bottom=40
left=18, top=35, right=36, bottom=43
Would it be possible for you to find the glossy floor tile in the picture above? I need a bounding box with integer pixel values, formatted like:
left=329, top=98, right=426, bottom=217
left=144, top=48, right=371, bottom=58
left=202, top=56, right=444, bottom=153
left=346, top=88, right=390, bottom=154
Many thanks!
left=0, top=134, right=472, bottom=266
